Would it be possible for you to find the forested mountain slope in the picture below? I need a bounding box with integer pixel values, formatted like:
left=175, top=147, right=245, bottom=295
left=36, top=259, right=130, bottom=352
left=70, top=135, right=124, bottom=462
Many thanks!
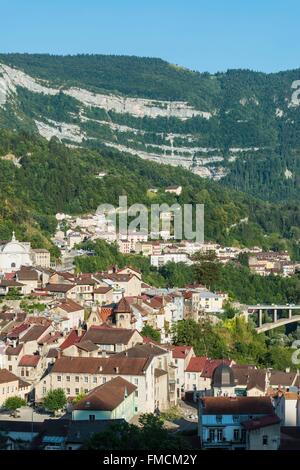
left=0, top=53, right=299, bottom=203
left=0, top=128, right=300, bottom=259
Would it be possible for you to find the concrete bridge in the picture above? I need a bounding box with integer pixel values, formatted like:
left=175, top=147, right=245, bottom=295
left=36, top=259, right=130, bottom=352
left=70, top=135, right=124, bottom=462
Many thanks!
left=244, top=305, right=300, bottom=333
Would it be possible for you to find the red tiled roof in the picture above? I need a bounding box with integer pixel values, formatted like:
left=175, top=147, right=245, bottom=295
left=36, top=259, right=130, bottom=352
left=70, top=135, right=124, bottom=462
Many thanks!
left=0, top=368, right=20, bottom=384
left=82, top=326, right=136, bottom=345
left=0, top=280, right=24, bottom=287
left=115, top=297, right=131, bottom=313
left=242, top=414, right=280, bottom=431
left=46, top=283, right=75, bottom=293
left=5, top=344, right=23, bottom=356
left=19, top=355, right=40, bottom=367
left=7, top=323, right=30, bottom=339
left=143, top=336, right=161, bottom=345
left=38, top=331, right=63, bottom=345
left=186, top=356, right=208, bottom=372
left=20, top=324, right=49, bottom=343
left=201, top=359, right=231, bottom=378
left=184, top=291, right=193, bottom=300
left=59, top=329, right=81, bottom=351
left=52, top=355, right=152, bottom=376
left=200, top=397, right=275, bottom=415
left=74, top=377, right=136, bottom=411
left=94, top=286, right=113, bottom=294
left=4, top=272, right=16, bottom=281
left=57, top=299, right=83, bottom=313
left=172, top=345, right=193, bottom=359
left=26, top=317, right=51, bottom=325
left=99, top=307, right=113, bottom=323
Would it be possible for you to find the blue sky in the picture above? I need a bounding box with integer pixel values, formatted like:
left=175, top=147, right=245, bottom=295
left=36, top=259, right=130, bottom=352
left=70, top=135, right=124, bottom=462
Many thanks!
left=1, top=0, right=299, bottom=73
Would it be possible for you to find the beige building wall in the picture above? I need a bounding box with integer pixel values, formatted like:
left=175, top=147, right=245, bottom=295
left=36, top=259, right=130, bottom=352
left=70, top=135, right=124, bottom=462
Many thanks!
left=35, top=365, right=156, bottom=413
left=0, top=378, right=20, bottom=406
left=248, top=424, right=280, bottom=450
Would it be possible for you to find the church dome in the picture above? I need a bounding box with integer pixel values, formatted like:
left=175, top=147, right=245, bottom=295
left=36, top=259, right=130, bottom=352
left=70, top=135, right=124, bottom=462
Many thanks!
left=1, top=232, right=27, bottom=254
left=212, top=363, right=235, bottom=388
left=2, top=242, right=27, bottom=254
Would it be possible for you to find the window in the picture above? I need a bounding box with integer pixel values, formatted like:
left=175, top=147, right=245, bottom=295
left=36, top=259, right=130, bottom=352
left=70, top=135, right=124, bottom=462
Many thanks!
left=233, top=415, right=239, bottom=423
left=263, top=435, right=268, bottom=446
left=216, top=415, right=223, bottom=424
left=42, top=387, right=47, bottom=394
left=75, top=376, right=79, bottom=383
left=217, top=429, right=223, bottom=441
left=221, top=370, right=230, bottom=385
left=66, top=388, right=70, bottom=395
left=75, top=388, right=79, bottom=395
left=103, top=377, right=106, bottom=384
left=8, top=366, right=12, bottom=372
left=89, top=415, right=95, bottom=422
left=135, top=391, right=138, bottom=397
left=209, top=429, right=215, bottom=441
left=66, top=376, right=70, bottom=382
left=84, top=376, right=88, bottom=383
left=84, top=389, right=88, bottom=393
left=233, top=429, right=240, bottom=441
left=134, top=378, right=138, bottom=385
left=93, top=377, right=97, bottom=383
left=57, top=376, right=61, bottom=382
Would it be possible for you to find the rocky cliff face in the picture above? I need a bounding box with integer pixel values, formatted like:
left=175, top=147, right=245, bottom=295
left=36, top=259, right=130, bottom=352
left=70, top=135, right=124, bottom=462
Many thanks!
left=0, top=56, right=300, bottom=188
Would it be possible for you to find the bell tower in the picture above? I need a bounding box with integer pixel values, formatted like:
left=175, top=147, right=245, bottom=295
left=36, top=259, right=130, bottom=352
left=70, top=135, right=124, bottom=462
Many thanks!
left=115, top=296, right=132, bottom=329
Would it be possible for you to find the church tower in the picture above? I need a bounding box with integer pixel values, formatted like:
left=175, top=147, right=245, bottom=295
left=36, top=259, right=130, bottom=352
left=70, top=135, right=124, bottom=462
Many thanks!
left=115, top=296, right=132, bottom=329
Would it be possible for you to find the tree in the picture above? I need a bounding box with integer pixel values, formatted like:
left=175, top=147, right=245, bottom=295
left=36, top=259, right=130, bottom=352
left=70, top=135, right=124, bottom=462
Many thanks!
left=237, top=252, right=249, bottom=267
left=222, top=300, right=240, bottom=319
left=5, top=288, right=22, bottom=300
left=43, top=388, right=67, bottom=413
left=4, top=396, right=26, bottom=411
left=86, top=413, right=190, bottom=450
left=141, top=324, right=161, bottom=342
left=72, top=392, right=87, bottom=404
left=192, top=251, right=221, bottom=287
left=171, top=318, right=229, bottom=358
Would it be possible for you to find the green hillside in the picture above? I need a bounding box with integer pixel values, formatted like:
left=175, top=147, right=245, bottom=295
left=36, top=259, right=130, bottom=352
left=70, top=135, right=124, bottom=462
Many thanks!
left=0, top=128, right=299, bottom=260
left=0, top=53, right=299, bottom=205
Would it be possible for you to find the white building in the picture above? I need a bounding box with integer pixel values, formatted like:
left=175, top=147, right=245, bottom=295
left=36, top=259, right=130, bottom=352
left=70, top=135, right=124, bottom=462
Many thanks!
left=0, top=232, right=33, bottom=274
left=150, top=252, right=189, bottom=267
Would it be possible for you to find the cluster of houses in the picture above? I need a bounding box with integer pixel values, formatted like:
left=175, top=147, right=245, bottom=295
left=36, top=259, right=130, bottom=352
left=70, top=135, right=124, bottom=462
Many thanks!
left=50, top=208, right=300, bottom=277
left=0, top=233, right=299, bottom=450
left=0, top=312, right=299, bottom=450
left=248, top=251, right=300, bottom=277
